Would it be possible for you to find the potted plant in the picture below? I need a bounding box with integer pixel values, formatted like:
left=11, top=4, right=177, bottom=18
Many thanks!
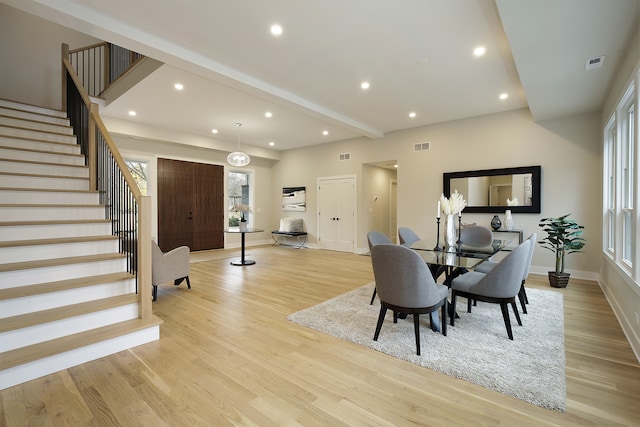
left=538, top=214, right=586, bottom=287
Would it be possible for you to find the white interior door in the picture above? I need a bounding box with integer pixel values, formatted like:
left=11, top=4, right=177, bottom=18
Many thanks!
left=318, top=176, right=355, bottom=252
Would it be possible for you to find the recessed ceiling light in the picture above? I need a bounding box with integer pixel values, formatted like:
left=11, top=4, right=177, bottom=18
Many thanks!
left=271, top=24, right=283, bottom=36
left=322, top=130, right=329, bottom=136
left=269, top=141, right=275, bottom=146
left=128, top=111, right=136, bottom=116
left=474, top=46, right=486, bottom=57
left=409, top=112, right=416, bottom=118
left=174, top=83, right=184, bottom=90
left=265, top=111, right=272, bottom=118
left=361, top=81, right=370, bottom=90
left=499, top=93, right=508, bottom=100
left=211, top=129, right=218, bottom=134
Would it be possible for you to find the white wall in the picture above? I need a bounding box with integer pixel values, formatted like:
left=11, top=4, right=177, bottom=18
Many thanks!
left=272, top=108, right=602, bottom=279
left=0, top=4, right=100, bottom=109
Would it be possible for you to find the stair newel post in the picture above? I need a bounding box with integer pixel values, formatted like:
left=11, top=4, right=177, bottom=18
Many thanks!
left=88, top=103, right=99, bottom=191
left=61, top=43, right=69, bottom=112
left=138, top=196, right=152, bottom=319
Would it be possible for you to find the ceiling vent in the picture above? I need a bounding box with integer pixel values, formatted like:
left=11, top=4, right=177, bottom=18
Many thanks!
left=339, top=152, right=351, bottom=161
left=585, top=56, right=605, bottom=71
left=413, top=142, right=431, bottom=152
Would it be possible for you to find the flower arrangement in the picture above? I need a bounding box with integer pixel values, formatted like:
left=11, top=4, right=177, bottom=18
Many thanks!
left=506, top=197, right=519, bottom=206
left=439, top=190, right=467, bottom=216
left=232, top=204, right=252, bottom=221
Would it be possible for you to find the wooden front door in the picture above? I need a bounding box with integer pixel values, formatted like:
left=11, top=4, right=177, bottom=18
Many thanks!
left=158, top=158, right=224, bottom=251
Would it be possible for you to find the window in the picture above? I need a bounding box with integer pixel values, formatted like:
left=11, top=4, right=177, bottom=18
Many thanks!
left=604, top=117, right=616, bottom=254
left=228, top=170, right=252, bottom=226
left=603, top=80, right=637, bottom=279
left=125, top=160, right=148, bottom=196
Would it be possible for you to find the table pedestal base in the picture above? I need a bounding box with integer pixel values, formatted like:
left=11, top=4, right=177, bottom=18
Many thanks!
left=231, top=259, right=256, bottom=266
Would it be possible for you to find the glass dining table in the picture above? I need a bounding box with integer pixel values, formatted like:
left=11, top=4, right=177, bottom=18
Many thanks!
left=406, top=238, right=512, bottom=331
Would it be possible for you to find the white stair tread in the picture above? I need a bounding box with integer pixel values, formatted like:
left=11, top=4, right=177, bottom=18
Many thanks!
left=0, top=253, right=127, bottom=273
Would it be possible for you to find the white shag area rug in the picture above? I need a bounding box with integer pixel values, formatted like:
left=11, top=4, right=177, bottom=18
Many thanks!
left=288, top=283, right=566, bottom=412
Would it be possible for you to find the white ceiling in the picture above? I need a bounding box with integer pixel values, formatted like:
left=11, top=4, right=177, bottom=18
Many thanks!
left=5, top=0, right=638, bottom=155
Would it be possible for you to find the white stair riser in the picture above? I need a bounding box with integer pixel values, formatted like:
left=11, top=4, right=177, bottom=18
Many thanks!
left=0, top=107, right=70, bottom=126
left=0, top=326, right=160, bottom=390
left=0, top=205, right=105, bottom=221
left=0, top=258, right=128, bottom=288
left=0, top=100, right=67, bottom=118
left=0, top=303, right=140, bottom=352
left=0, top=147, right=84, bottom=165
left=0, top=240, right=119, bottom=263
left=0, top=222, right=110, bottom=241
left=0, top=136, right=79, bottom=154
left=0, top=160, right=88, bottom=177
left=0, top=116, right=74, bottom=135
left=0, top=174, right=89, bottom=190
left=0, top=278, right=137, bottom=318
left=0, top=126, right=76, bottom=144
left=0, top=190, right=99, bottom=204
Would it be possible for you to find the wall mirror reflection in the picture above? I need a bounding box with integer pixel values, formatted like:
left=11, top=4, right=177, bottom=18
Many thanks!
left=443, top=166, right=541, bottom=213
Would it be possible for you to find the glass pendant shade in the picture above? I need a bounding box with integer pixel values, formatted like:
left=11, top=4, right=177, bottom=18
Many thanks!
left=227, top=151, right=251, bottom=167
left=227, top=122, right=251, bottom=167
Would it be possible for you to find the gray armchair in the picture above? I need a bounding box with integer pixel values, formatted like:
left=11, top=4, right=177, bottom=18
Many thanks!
left=371, top=243, right=449, bottom=355
left=450, top=240, right=530, bottom=340
left=398, top=227, right=420, bottom=246
left=459, top=225, right=493, bottom=249
left=367, top=231, right=392, bottom=305
left=474, top=233, right=537, bottom=313
left=151, top=240, right=191, bottom=301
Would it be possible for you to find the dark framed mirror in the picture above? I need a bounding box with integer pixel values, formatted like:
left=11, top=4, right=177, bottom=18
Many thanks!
left=443, top=166, right=541, bottom=213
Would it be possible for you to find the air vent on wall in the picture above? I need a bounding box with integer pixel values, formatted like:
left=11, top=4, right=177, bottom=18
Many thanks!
left=585, top=56, right=605, bottom=71
left=339, top=152, right=351, bottom=161
left=413, top=142, right=431, bottom=152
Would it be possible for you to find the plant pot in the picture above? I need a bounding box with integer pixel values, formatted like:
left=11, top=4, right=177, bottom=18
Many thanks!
left=548, top=271, right=570, bottom=288
left=239, top=221, right=248, bottom=232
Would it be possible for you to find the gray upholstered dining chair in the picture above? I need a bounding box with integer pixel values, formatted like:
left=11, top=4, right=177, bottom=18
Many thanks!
left=151, top=240, right=191, bottom=301
left=367, top=231, right=393, bottom=305
left=459, top=225, right=493, bottom=248
left=371, top=243, right=449, bottom=355
left=449, top=240, right=530, bottom=340
left=474, top=233, right=537, bottom=313
left=398, top=227, right=421, bottom=246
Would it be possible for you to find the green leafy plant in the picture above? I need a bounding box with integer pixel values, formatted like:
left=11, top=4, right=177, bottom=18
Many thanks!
left=538, top=214, right=586, bottom=274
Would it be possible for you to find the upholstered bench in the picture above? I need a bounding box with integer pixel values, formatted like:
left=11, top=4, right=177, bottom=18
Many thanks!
left=272, top=218, right=307, bottom=248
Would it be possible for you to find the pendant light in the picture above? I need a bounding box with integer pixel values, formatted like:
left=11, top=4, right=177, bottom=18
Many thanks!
left=227, top=122, right=251, bottom=167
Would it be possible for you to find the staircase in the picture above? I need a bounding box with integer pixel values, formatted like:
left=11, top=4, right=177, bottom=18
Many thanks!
left=0, top=99, right=161, bottom=390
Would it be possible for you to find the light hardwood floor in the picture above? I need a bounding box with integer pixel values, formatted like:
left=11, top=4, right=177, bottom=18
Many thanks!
left=2, top=245, right=639, bottom=426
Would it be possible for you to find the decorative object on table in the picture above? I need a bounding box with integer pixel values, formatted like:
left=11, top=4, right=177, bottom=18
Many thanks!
left=439, top=191, right=467, bottom=250
left=506, top=197, right=519, bottom=206
left=538, top=213, right=586, bottom=288
left=490, top=214, right=502, bottom=231
left=227, top=122, right=251, bottom=167
left=504, top=209, right=514, bottom=231
left=232, top=203, right=252, bottom=231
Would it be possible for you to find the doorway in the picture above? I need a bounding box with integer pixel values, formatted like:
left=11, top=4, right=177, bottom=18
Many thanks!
left=317, top=175, right=356, bottom=252
left=157, top=158, right=224, bottom=251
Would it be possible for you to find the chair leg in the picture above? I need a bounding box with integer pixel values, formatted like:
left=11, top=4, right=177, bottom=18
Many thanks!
left=511, top=301, right=523, bottom=326
left=450, top=292, right=457, bottom=326
left=370, top=288, right=377, bottom=305
left=500, top=302, right=514, bottom=340
left=441, top=300, right=447, bottom=336
left=374, top=306, right=387, bottom=341
left=413, top=314, right=421, bottom=355
left=518, top=285, right=527, bottom=314
left=185, top=276, right=191, bottom=289
left=522, top=282, right=529, bottom=304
